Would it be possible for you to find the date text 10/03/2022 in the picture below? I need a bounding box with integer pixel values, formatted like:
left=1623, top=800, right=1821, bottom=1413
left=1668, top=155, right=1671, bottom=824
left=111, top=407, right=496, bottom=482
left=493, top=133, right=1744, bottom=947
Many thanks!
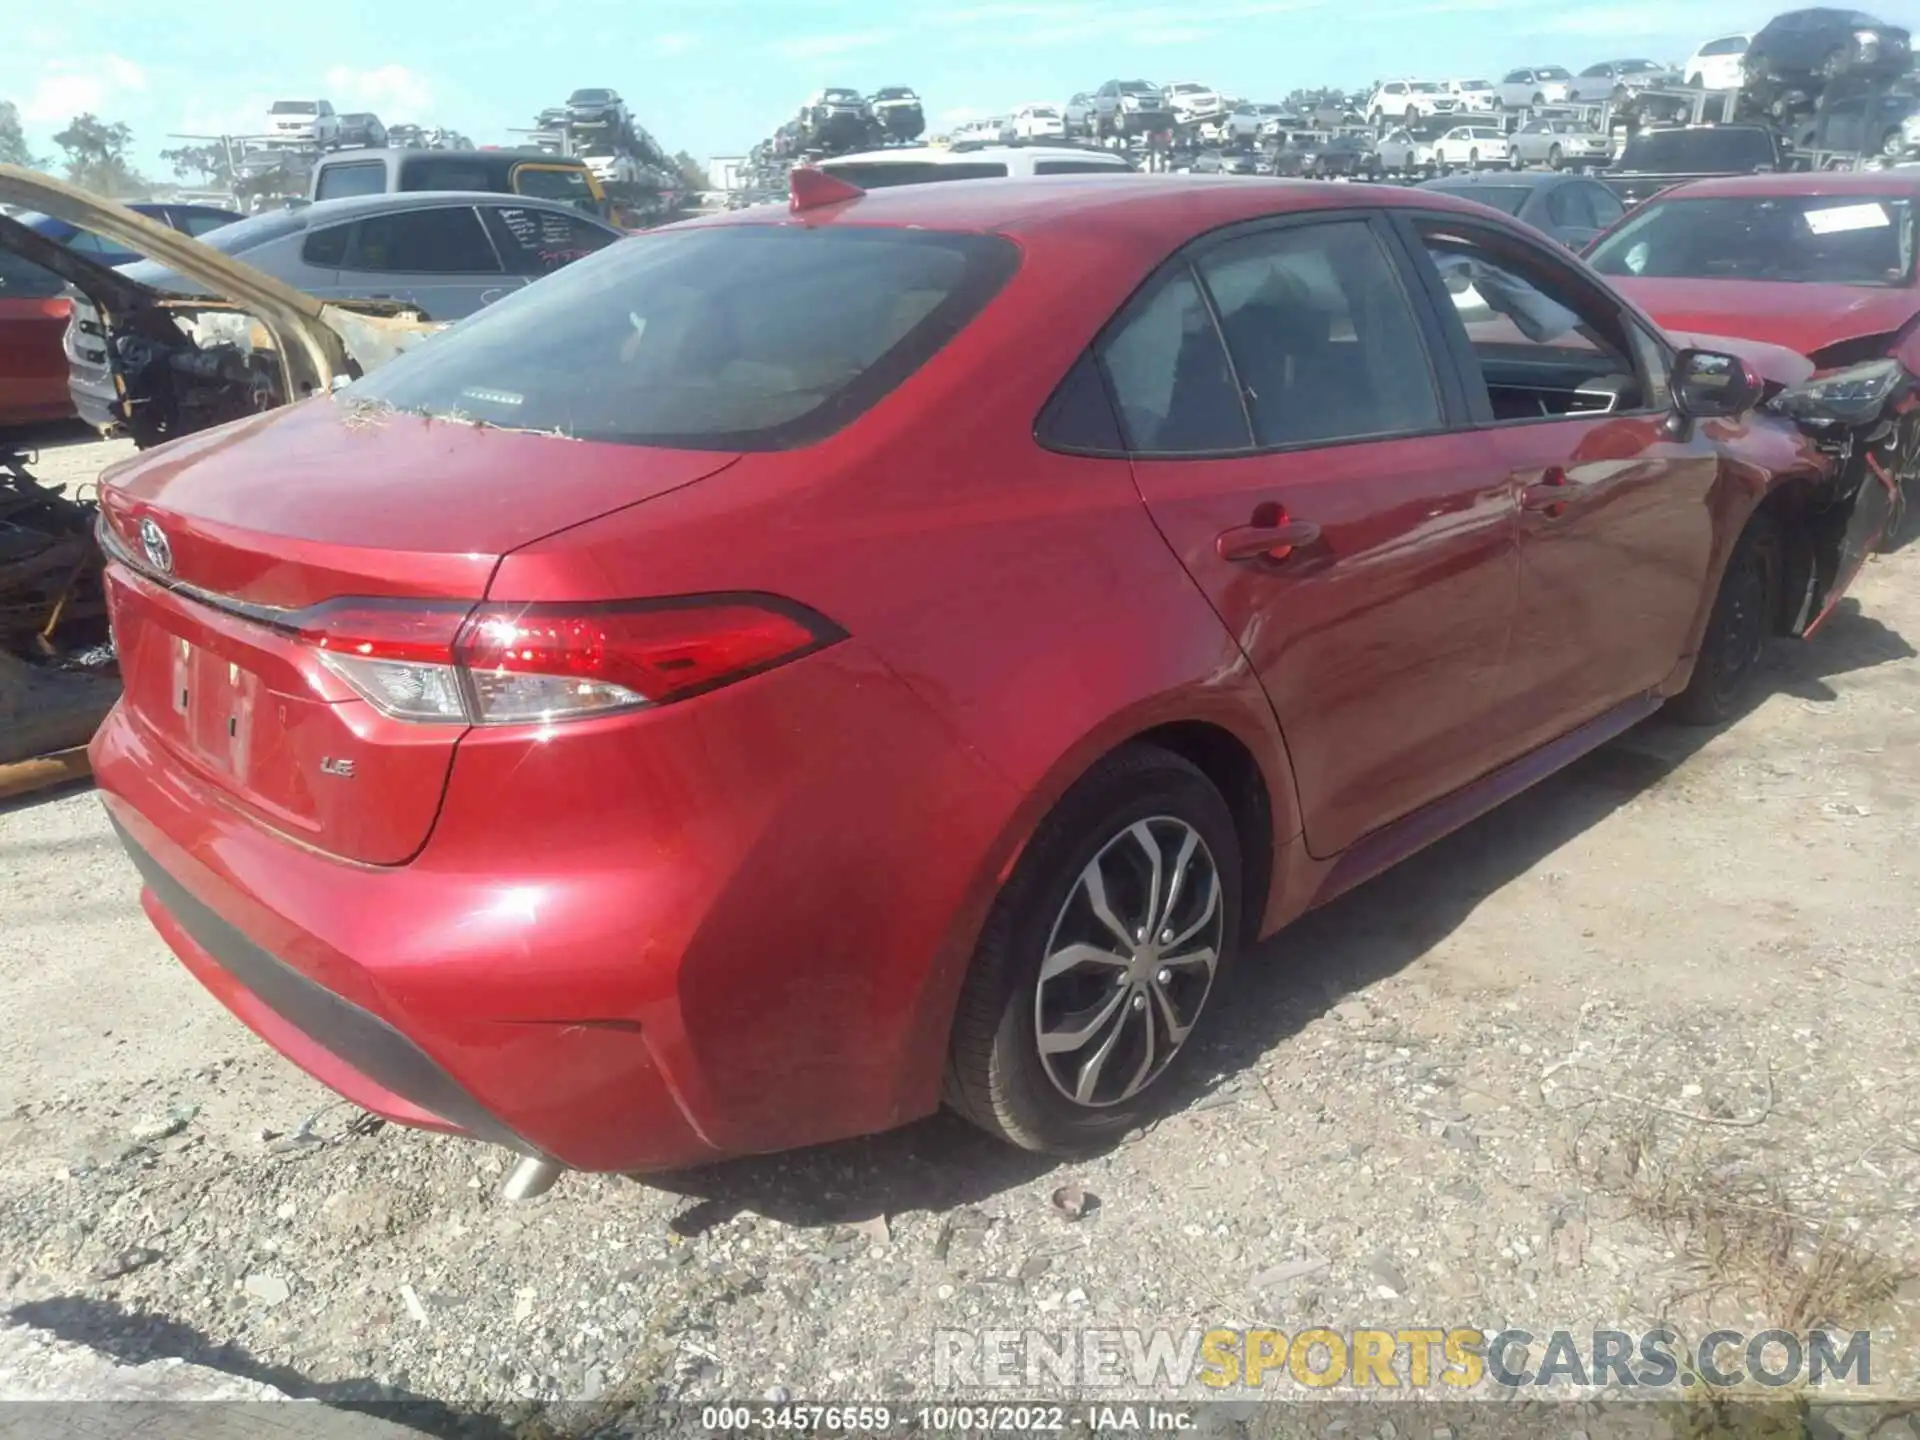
left=699, top=1405, right=1196, bottom=1433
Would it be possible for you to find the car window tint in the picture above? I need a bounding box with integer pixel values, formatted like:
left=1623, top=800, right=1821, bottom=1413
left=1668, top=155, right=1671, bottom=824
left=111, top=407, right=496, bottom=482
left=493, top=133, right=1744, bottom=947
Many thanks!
left=1196, top=221, right=1440, bottom=447
left=483, top=205, right=619, bottom=276
left=403, top=160, right=494, bottom=192
left=1547, top=184, right=1597, bottom=229
left=178, top=210, right=237, bottom=238
left=0, top=249, right=68, bottom=300
left=315, top=162, right=388, bottom=201
left=302, top=223, right=351, bottom=267
left=512, top=166, right=595, bottom=205
left=1033, top=159, right=1129, bottom=174
left=344, top=207, right=500, bottom=273
left=62, top=229, right=120, bottom=255
left=1586, top=184, right=1626, bottom=228
left=345, top=226, right=1018, bottom=450
left=818, top=160, right=1008, bottom=187
left=1416, top=219, right=1646, bottom=419
left=1098, top=266, right=1251, bottom=454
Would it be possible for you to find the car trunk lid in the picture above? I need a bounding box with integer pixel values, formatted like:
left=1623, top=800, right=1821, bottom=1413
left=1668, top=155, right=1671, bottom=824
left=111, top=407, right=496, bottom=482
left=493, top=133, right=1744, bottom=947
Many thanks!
left=98, top=399, right=740, bottom=864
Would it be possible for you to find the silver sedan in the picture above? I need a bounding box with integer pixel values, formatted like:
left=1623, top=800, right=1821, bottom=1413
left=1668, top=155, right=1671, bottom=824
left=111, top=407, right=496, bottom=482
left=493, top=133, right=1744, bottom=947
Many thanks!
left=1509, top=118, right=1615, bottom=168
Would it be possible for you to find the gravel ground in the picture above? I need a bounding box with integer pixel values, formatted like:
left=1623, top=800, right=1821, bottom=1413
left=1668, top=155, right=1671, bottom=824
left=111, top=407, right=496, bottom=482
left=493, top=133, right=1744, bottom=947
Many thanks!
left=2, top=437, right=1918, bottom=1433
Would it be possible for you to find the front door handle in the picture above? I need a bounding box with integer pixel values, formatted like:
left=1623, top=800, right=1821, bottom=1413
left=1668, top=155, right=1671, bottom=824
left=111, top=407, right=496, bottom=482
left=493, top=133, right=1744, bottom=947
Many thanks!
left=1519, top=466, right=1571, bottom=516
left=1216, top=519, right=1322, bottom=563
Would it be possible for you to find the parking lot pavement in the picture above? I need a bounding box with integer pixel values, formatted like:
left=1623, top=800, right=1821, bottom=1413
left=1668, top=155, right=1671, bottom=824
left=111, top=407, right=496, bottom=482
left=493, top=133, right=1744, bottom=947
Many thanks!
left=1, top=438, right=1917, bottom=1423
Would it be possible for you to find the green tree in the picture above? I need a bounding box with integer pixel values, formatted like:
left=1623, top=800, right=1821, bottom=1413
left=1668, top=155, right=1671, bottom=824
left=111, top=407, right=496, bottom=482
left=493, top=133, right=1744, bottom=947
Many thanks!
left=159, top=142, right=235, bottom=187
left=672, top=149, right=711, bottom=189
left=0, top=100, right=42, bottom=168
left=53, top=112, right=148, bottom=197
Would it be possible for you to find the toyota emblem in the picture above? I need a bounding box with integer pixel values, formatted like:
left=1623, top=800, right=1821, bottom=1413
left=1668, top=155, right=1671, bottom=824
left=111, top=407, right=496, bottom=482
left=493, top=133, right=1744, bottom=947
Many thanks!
left=138, top=517, right=174, bottom=575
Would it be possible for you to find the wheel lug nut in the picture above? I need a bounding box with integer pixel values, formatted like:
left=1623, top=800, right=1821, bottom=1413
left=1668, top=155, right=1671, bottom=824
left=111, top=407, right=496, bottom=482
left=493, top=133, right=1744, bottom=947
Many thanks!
left=1134, top=929, right=1147, bottom=943
left=1156, top=967, right=1172, bottom=985
left=1131, top=993, right=1147, bottom=1011
left=1158, top=930, right=1173, bottom=944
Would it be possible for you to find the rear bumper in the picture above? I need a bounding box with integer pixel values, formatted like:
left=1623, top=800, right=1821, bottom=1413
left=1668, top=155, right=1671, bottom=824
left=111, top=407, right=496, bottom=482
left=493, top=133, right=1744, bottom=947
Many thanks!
left=90, top=632, right=1023, bottom=1173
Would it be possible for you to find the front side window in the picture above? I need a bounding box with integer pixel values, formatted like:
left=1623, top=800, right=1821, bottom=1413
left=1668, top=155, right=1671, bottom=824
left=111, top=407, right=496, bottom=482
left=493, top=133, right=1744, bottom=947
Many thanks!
left=343, top=207, right=501, bottom=274
left=1416, top=219, right=1646, bottom=421
left=1586, top=194, right=1916, bottom=286
left=1197, top=221, right=1441, bottom=447
left=344, top=226, right=1019, bottom=451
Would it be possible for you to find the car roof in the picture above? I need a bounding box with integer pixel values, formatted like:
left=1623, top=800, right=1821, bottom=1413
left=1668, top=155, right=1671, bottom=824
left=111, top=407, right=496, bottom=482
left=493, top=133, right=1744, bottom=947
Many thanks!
left=1656, top=169, right=1920, bottom=199
left=689, top=173, right=1499, bottom=247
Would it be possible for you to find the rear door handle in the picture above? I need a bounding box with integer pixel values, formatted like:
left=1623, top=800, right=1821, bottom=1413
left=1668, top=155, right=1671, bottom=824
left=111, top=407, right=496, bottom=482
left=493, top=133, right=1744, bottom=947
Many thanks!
left=1216, top=520, right=1322, bottom=563
left=1519, top=466, right=1571, bottom=515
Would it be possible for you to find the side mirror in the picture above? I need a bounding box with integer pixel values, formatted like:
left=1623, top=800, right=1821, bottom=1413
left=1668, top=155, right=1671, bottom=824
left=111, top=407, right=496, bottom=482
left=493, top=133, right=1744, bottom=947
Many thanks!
left=1671, top=348, right=1764, bottom=420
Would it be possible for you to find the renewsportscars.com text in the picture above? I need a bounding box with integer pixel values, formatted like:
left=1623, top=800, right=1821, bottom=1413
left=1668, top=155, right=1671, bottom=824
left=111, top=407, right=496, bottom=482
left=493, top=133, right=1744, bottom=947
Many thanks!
left=932, top=1327, right=1873, bottom=1392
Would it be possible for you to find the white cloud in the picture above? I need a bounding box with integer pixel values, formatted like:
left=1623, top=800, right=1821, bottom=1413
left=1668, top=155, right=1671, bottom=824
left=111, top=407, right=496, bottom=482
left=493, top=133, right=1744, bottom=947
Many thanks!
left=19, top=55, right=147, bottom=124
left=322, top=64, right=435, bottom=118
left=774, top=31, right=896, bottom=59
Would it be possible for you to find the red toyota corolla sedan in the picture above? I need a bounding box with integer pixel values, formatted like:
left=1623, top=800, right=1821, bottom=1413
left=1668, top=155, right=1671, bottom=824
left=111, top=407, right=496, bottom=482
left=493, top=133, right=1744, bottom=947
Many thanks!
left=91, top=173, right=1871, bottom=1189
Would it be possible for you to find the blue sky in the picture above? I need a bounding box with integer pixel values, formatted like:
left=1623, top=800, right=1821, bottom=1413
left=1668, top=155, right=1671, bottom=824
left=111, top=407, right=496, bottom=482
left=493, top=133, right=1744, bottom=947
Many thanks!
left=15, top=0, right=1771, bottom=171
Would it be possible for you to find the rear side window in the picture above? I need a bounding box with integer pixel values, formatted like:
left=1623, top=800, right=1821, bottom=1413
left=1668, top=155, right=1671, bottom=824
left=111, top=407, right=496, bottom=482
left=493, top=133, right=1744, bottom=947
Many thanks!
left=1033, top=159, right=1130, bottom=175
left=0, top=250, right=67, bottom=300
left=1099, top=267, right=1251, bottom=454
left=315, top=162, right=388, bottom=201
left=1196, top=222, right=1441, bottom=447
left=302, top=223, right=351, bottom=267
left=483, top=205, right=619, bottom=276
left=342, top=208, right=500, bottom=273
left=819, top=160, right=1009, bottom=187
left=343, top=226, right=1020, bottom=450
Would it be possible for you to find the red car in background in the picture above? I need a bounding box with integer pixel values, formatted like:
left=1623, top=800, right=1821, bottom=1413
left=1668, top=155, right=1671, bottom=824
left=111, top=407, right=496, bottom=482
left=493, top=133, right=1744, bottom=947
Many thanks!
left=89, top=172, right=1883, bottom=1190
left=0, top=248, right=73, bottom=427
left=1587, top=170, right=1920, bottom=540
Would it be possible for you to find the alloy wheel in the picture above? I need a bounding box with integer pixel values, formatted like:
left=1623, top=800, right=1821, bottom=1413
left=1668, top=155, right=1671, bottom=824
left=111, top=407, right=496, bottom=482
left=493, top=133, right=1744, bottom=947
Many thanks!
left=1034, top=817, right=1224, bottom=1108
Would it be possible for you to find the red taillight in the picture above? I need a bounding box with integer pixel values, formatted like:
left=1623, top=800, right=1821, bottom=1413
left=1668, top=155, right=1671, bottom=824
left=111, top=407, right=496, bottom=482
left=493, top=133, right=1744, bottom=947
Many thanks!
left=289, top=596, right=840, bottom=726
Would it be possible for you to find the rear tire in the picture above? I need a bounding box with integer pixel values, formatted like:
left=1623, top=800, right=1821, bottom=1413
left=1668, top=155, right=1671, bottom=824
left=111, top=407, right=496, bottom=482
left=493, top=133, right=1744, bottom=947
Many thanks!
left=1670, top=515, right=1783, bottom=726
left=1547, top=142, right=1564, bottom=169
left=944, top=746, right=1243, bottom=1154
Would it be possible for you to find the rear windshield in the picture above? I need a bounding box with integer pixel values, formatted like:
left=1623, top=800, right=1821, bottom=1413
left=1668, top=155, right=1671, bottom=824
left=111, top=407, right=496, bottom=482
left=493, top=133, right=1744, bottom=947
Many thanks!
left=342, top=226, right=1020, bottom=450
left=1432, top=184, right=1533, bottom=216
left=820, top=159, right=1009, bottom=186
left=512, top=166, right=595, bottom=203
left=272, top=101, right=317, bottom=115
left=1587, top=194, right=1917, bottom=286
left=316, top=161, right=388, bottom=201
left=1618, top=127, right=1775, bottom=171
